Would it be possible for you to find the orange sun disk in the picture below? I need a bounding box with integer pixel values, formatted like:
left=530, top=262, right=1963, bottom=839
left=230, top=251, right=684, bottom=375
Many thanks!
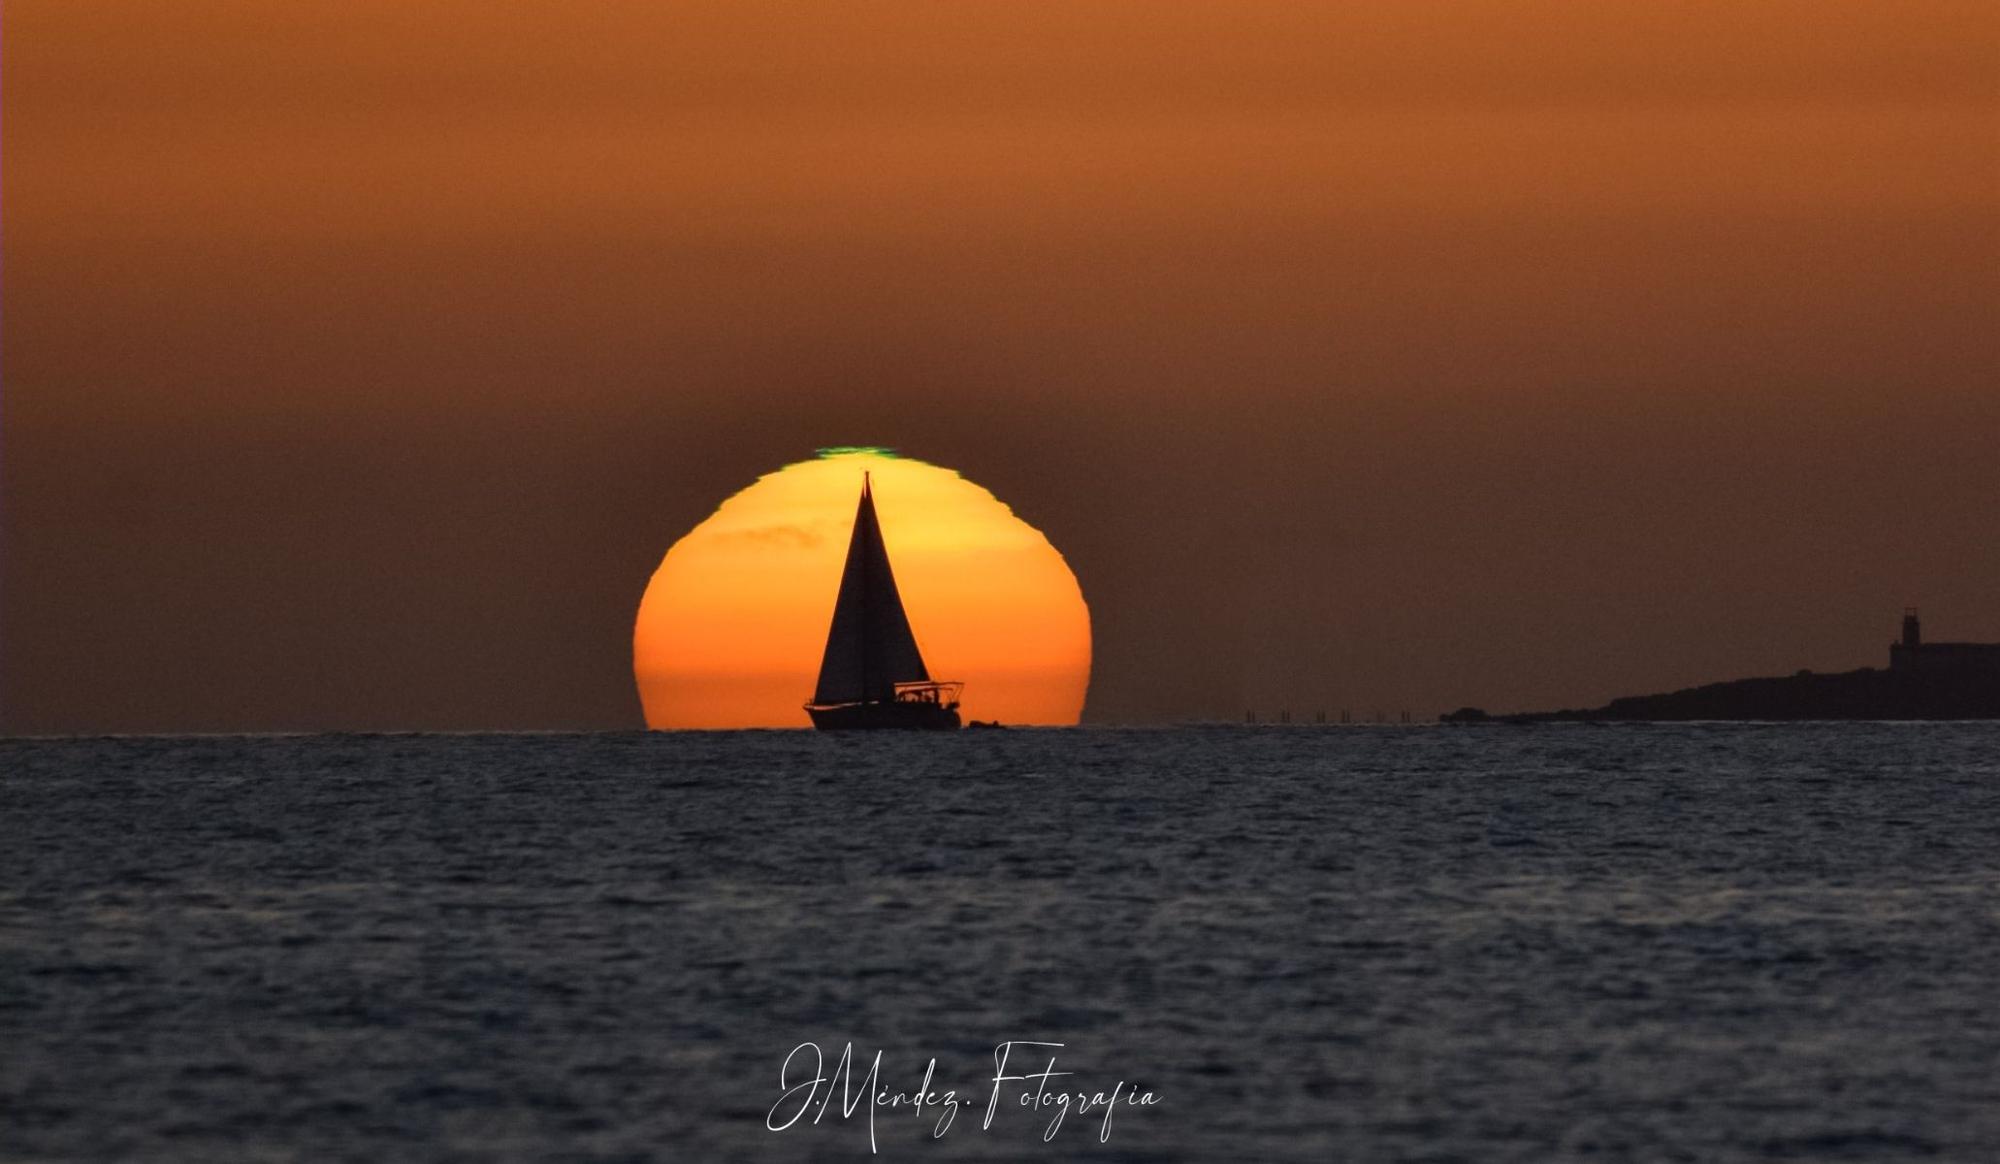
left=634, top=449, right=1091, bottom=728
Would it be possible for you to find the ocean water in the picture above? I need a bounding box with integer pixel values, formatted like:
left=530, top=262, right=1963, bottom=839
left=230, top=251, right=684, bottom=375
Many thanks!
left=3, top=725, right=1998, bottom=1163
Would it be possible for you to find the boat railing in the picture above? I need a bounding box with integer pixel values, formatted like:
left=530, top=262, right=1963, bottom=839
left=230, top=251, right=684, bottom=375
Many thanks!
left=893, top=681, right=963, bottom=708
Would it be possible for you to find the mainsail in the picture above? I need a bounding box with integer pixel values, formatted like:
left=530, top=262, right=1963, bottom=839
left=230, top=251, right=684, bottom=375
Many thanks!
left=812, top=475, right=932, bottom=706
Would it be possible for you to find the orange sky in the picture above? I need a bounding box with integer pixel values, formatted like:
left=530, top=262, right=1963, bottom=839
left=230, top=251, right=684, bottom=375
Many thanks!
left=5, top=3, right=1996, bottom=730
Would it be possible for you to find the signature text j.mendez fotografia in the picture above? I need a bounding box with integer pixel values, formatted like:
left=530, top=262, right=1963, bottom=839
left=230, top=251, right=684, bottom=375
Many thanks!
left=765, top=1041, right=1161, bottom=1152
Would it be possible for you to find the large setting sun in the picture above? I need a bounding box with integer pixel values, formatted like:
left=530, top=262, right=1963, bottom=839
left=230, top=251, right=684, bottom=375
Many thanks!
left=634, top=449, right=1091, bottom=728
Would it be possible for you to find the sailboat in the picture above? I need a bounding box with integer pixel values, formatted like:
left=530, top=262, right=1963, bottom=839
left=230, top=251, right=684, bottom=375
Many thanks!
left=804, top=473, right=963, bottom=730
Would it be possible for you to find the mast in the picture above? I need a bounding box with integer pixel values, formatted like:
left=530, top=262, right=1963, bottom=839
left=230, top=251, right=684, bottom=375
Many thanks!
left=859, top=471, right=872, bottom=703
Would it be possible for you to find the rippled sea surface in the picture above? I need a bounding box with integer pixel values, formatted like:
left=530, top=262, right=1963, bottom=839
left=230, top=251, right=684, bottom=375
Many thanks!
left=4, top=726, right=1999, bottom=1162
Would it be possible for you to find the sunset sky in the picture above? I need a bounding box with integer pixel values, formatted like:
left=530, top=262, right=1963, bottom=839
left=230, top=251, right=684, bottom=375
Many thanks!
left=5, top=3, right=1996, bottom=731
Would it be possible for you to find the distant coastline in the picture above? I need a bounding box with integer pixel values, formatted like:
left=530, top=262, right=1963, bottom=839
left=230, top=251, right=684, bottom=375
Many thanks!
left=1446, top=610, right=2000, bottom=723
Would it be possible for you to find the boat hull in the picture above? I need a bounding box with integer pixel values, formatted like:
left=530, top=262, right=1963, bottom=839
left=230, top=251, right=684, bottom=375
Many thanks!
left=806, top=701, right=962, bottom=731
